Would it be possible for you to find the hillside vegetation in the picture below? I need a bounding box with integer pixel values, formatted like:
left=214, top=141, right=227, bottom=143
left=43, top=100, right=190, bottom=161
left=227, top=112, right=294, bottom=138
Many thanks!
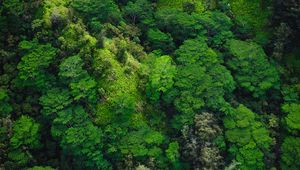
left=0, top=0, right=299, bottom=169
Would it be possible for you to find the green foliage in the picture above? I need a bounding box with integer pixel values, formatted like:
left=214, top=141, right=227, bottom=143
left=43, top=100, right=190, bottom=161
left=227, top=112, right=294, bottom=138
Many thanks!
left=7, top=149, right=31, bottom=165
left=62, top=123, right=110, bottom=169
left=282, top=103, right=300, bottom=133
left=280, top=136, right=300, bottom=170
left=147, top=29, right=175, bottom=53
left=155, top=9, right=206, bottom=42
left=27, top=166, right=55, bottom=170
left=39, top=88, right=72, bottom=116
left=3, top=0, right=24, bottom=16
left=72, top=0, right=121, bottom=23
left=225, top=0, right=272, bottom=43
left=146, top=55, right=176, bottom=102
left=224, top=105, right=272, bottom=170
left=166, top=142, right=180, bottom=163
left=58, top=22, right=97, bottom=55
left=192, top=11, right=234, bottom=47
left=172, top=63, right=209, bottom=127
left=92, top=46, right=141, bottom=125
left=119, top=127, right=165, bottom=158
left=8, top=116, right=41, bottom=165
left=69, top=76, right=97, bottom=101
left=123, top=0, right=154, bottom=25
left=59, top=55, right=97, bottom=102
left=282, top=85, right=299, bottom=103
left=0, top=88, right=13, bottom=117
left=16, top=40, right=57, bottom=89
left=41, top=0, right=71, bottom=28
left=171, top=39, right=235, bottom=128
left=59, top=55, right=85, bottom=79
left=157, top=0, right=205, bottom=13
left=226, top=39, right=280, bottom=98
left=0, top=0, right=296, bottom=169
left=52, top=105, right=111, bottom=169
left=51, top=106, right=88, bottom=139
left=175, top=39, right=236, bottom=99
left=10, top=115, right=41, bottom=149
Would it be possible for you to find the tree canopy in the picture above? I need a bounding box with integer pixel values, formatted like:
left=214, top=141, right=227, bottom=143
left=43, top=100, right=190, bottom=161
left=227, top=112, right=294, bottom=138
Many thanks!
left=0, top=0, right=299, bottom=169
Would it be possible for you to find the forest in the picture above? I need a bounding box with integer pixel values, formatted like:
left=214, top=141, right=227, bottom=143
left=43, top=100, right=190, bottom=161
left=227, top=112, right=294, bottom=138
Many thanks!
left=0, top=0, right=300, bottom=169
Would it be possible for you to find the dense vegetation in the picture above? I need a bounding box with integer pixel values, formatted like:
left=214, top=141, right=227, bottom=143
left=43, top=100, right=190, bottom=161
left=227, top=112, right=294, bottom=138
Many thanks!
left=0, top=0, right=299, bottom=169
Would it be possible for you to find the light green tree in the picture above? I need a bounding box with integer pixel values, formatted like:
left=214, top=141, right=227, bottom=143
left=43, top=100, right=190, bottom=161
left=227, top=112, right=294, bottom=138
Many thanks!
left=224, top=105, right=272, bottom=170
left=146, top=55, right=176, bottom=102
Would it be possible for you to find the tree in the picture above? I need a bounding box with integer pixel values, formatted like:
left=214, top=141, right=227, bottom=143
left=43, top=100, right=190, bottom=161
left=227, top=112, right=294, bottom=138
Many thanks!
left=58, top=22, right=97, bottom=56
left=192, top=11, right=234, bottom=48
left=280, top=136, right=300, bottom=170
left=59, top=55, right=87, bottom=79
left=72, top=0, right=121, bottom=23
left=61, top=123, right=110, bottom=169
left=135, top=164, right=151, bottom=170
left=10, top=115, right=41, bottom=150
left=3, top=0, right=25, bottom=16
left=226, top=39, right=280, bottom=98
left=9, top=115, right=41, bottom=164
left=181, top=112, right=224, bottom=169
left=59, top=55, right=97, bottom=102
left=119, top=126, right=165, bottom=158
left=171, top=63, right=211, bottom=128
left=174, top=39, right=236, bottom=99
left=282, top=103, right=300, bottom=134
left=155, top=9, right=206, bottom=43
left=92, top=47, right=141, bottom=125
left=0, top=88, right=13, bottom=117
left=123, top=0, right=154, bottom=25
left=51, top=105, right=111, bottom=169
left=224, top=105, right=272, bottom=170
left=16, top=40, right=57, bottom=89
left=146, top=55, right=176, bottom=102
left=146, top=29, right=175, bottom=53
left=69, top=77, right=97, bottom=102
left=166, top=142, right=180, bottom=163
left=182, top=2, right=196, bottom=14
left=171, top=39, right=235, bottom=128
left=224, top=0, right=272, bottom=43
left=39, top=88, right=72, bottom=117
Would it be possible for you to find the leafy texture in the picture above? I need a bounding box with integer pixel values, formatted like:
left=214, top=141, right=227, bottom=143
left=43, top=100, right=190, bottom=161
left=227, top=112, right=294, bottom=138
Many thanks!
left=224, top=105, right=272, bottom=170
left=226, top=39, right=280, bottom=98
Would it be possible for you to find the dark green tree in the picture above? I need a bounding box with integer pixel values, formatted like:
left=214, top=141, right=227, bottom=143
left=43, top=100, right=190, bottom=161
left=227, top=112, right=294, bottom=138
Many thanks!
left=0, top=88, right=13, bottom=117
left=155, top=9, right=206, bottom=42
left=280, top=136, right=300, bottom=170
left=171, top=39, right=235, bottom=128
left=123, top=0, right=154, bottom=25
left=17, top=40, right=57, bottom=80
left=226, top=39, right=280, bottom=98
left=39, top=88, right=72, bottom=117
left=72, top=0, right=121, bottom=23
left=16, top=40, right=57, bottom=89
left=51, top=105, right=111, bottom=169
left=146, top=29, right=175, bottom=53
